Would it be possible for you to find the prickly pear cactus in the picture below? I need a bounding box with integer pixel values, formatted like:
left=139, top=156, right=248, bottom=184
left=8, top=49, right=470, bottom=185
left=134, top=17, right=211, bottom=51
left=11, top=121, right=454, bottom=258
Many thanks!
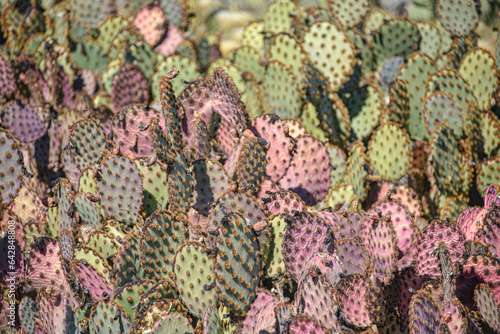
left=282, top=211, right=332, bottom=280
left=140, top=210, right=188, bottom=279
left=172, top=241, right=216, bottom=318
left=368, top=122, right=412, bottom=181
left=96, top=154, right=143, bottom=224
left=0, top=128, right=25, bottom=208
left=214, top=211, right=261, bottom=317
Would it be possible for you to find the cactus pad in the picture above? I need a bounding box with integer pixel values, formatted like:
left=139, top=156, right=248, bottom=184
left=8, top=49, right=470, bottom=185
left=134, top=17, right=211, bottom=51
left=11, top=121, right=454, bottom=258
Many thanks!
left=475, top=283, right=500, bottom=331
left=262, top=60, right=302, bottom=120
left=368, top=122, right=412, bottom=181
left=96, top=154, right=142, bottom=224
left=279, top=136, right=330, bottom=205
left=214, top=212, right=261, bottom=317
left=249, top=114, right=295, bottom=182
left=303, top=21, right=356, bottom=92
left=412, top=219, right=467, bottom=280
left=192, top=159, right=233, bottom=216
left=113, top=104, right=166, bottom=158
left=2, top=101, right=47, bottom=143
left=173, top=241, right=216, bottom=318
left=282, top=212, right=332, bottom=280
left=0, top=129, right=25, bottom=207
left=436, top=0, right=480, bottom=36
left=140, top=210, right=187, bottom=279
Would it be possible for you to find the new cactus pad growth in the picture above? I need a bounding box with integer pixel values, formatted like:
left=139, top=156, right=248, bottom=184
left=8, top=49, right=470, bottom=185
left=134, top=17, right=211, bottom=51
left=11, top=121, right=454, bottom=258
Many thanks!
left=3, top=0, right=500, bottom=332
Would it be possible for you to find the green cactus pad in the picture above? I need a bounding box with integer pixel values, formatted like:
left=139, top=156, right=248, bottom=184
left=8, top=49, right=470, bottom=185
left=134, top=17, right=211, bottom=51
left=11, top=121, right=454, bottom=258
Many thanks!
left=304, top=65, right=350, bottom=147
left=168, top=154, right=196, bottom=218
left=463, top=101, right=484, bottom=163
left=19, top=297, right=37, bottom=334
left=214, top=211, right=261, bottom=317
left=303, top=21, right=357, bottom=92
left=291, top=6, right=335, bottom=40
left=477, top=155, right=500, bottom=193
left=425, top=68, right=477, bottom=121
left=345, top=84, right=384, bottom=140
left=87, top=230, right=119, bottom=259
left=152, top=56, right=200, bottom=102
left=114, top=280, right=156, bottom=322
left=151, top=313, right=195, bottom=333
left=268, top=33, right=306, bottom=79
left=70, top=0, right=112, bottom=29
left=241, top=21, right=265, bottom=56
left=68, top=119, right=107, bottom=172
left=0, top=129, right=24, bottom=208
left=300, top=102, right=328, bottom=142
left=112, top=233, right=146, bottom=286
left=262, top=60, right=303, bottom=119
left=233, top=135, right=268, bottom=194
left=207, top=190, right=267, bottom=240
left=417, top=22, right=442, bottom=60
left=73, top=246, right=112, bottom=280
left=481, top=110, right=500, bottom=158
left=96, top=154, right=143, bottom=224
left=347, top=141, right=368, bottom=200
left=328, top=0, right=370, bottom=29
left=89, top=300, right=131, bottom=334
left=371, top=19, right=420, bottom=69
left=436, top=0, right=480, bottom=36
left=263, top=0, right=299, bottom=35
left=173, top=241, right=216, bottom=318
left=264, top=214, right=289, bottom=278
left=72, top=38, right=107, bottom=74
left=232, top=46, right=265, bottom=80
left=429, top=123, right=470, bottom=197
left=396, top=52, right=437, bottom=139
left=136, top=160, right=169, bottom=217
left=140, top=210, right=188, bottom=279
left=96, top=16, right=129, bottom=51
left=459, top=48, right=499, bottom=110
left=368, top=122, right=412, bottom=181
left=387, top=79, right=410, bottom=129
left=75, top=192, right=102, bottom=229
left=423, top=91, right=463, bottom=138
left=149, top=116, right=176, bottom=164
left=54, top=179, right=77, bottom=232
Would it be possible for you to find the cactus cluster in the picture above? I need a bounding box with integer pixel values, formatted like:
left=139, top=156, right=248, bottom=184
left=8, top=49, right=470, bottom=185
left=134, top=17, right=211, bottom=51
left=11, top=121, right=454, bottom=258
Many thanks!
left=1, top=0, right=500, bottom=333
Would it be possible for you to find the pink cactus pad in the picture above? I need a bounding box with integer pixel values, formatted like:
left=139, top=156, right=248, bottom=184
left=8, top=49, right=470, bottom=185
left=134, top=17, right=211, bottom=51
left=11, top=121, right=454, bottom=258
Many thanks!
left=260, top=190, right=305, bottom=216
left=412, top=219, right=467, bottom=280
left=26, top=238, right=67, bottom=291
left=155, top=24, right=184, bottom=57
left=133, top=3, right=167, bottom=47
left=408, top=290, right=441, bottom=334
left=370, top=198, right=416, bottom=258
left=111, top=63, right=149, bottom=112
left=278, top=136, right=331, bottom=205
left=296, top=273, right=340, bottom=330
left=282, top=212, right=332, bottom=280
left=249, top=114, right=295, bottom=182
